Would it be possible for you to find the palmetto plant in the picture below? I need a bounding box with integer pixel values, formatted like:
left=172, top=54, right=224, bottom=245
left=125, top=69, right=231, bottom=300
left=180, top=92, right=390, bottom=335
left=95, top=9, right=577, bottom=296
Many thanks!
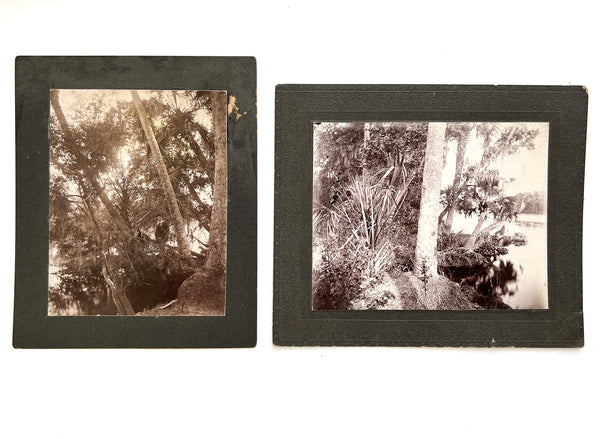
left=314, top=165, right=415, bottom=277
left=455, top=168, right=519, bottom=249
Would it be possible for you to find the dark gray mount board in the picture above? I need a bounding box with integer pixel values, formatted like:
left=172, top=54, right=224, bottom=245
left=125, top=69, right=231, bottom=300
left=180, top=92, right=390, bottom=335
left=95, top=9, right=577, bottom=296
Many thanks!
left=14, top=56, right=256, bottom=348
left=273, top=84, right=586, bottom=347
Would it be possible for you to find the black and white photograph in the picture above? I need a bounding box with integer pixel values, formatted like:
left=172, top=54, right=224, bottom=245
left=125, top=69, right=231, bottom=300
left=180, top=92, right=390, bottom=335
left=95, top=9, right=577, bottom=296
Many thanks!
left=312, top=121, right=548, bottom=311
left=49, top=89, right=227, bottom=316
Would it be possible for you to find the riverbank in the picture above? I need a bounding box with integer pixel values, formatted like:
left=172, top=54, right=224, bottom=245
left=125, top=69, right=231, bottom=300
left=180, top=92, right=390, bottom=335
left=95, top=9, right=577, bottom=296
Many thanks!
left=335, top=231, right=522, bottom=310
left=344, top=267, right=509, bottom=311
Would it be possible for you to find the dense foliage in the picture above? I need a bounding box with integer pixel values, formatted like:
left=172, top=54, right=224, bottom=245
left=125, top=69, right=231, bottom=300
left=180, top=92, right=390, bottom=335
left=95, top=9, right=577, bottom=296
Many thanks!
left=312, top=122, right=427, bottom=309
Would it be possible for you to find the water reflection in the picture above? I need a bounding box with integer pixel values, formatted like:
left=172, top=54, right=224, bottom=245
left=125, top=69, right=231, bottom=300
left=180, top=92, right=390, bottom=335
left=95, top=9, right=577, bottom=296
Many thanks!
left=476, top=259, right=519, bottom=298
left=451, top=213, right=548, bottom=309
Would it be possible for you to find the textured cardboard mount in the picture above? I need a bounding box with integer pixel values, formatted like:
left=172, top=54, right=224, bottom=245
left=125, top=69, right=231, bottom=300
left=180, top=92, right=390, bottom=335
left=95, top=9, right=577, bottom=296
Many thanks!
left=274, top=84, right=586, bottom=347
left=14, top=56, right=257, bottom=348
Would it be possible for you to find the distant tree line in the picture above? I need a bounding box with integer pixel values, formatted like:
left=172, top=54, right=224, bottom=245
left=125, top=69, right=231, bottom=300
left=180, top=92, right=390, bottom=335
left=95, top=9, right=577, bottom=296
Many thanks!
left=512, top=191, right=546, bottom=215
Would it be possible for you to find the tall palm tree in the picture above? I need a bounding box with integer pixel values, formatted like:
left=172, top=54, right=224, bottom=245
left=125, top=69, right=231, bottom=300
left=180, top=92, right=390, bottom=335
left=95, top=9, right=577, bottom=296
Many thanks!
left=414, top=122, right=447, bottom=278
left=131, top=90, right=191, bottom=258
left=205, top=91, right=227, bottom=272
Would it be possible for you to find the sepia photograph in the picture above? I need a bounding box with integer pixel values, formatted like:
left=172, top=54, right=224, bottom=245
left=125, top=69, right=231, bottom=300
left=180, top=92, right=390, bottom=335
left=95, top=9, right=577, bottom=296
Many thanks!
left=312, top=121, right=548, bottom=311
left=48, top=89, right=227, bottom=316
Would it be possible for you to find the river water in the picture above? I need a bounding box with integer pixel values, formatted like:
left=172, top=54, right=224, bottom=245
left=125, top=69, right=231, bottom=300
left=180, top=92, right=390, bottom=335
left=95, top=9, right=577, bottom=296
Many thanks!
left=452, top=213, right=548, bottom=309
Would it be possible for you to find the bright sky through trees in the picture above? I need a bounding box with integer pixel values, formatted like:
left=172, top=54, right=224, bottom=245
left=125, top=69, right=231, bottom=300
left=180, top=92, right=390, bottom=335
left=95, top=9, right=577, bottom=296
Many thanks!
left=441, top=122, right=549, bottom=196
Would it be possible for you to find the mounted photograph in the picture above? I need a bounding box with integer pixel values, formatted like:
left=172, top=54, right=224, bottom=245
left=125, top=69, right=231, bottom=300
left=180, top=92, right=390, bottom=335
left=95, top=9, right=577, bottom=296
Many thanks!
left=312, top=121, right=548, bottom=311
left=275, top=84, right=584, bottom=346
left=15, top=56, right=256, bottom=347
left=49, top=89, right=227, bottom=316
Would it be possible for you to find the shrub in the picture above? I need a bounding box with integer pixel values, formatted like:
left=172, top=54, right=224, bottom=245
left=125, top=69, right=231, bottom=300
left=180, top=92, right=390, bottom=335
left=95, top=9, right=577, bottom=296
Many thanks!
left=312, top=257, right=364, bottom=310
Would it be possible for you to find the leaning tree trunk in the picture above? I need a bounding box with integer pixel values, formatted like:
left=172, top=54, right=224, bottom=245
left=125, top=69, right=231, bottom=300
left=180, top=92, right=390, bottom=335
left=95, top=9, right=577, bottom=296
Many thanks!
left=50, top=90, right=133, bottom=238
left=131, top=90, right=191, bottom=258
left=101, top=262, right=135, bottom=315
left=415, top=122, right=447, bottom=278
left=83, top=194, right=135, bottom=315
left=52, top=90, right=138, bottom=316
left=465, top=212, right=488, bottom=250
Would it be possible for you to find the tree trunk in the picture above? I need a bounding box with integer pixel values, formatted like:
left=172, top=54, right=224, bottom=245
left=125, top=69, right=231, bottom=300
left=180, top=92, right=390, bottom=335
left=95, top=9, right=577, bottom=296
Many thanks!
left=480, top=219, right=502, bottom=237
left=175, top=92, right=227, bottom=315
left=415, top=122, right=447, bottom=278
left=205, top=91, right=228, bottom=272
left=445, top=132, right=469, bottom=231
left=101, top=262, right=135, bottom=315
left=50, top=90, right=133, bottom=237
left=82, top=191, right=135, bottom=315
left=465, top=213, right=487, bottom=250
left=131, top=90, right=191, bottom=258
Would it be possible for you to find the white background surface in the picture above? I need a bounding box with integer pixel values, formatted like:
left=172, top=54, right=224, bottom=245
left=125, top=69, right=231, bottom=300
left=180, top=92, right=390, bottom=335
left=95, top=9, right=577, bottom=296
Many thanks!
left=1, top=1, right=598, bottom=438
